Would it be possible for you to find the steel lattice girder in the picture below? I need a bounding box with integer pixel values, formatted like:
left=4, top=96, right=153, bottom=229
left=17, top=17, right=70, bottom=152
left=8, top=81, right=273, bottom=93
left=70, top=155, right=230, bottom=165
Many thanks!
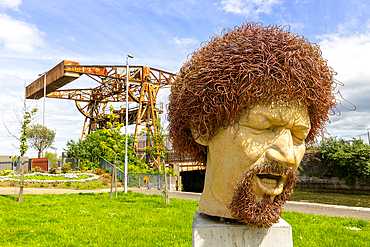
left=26, top=60, right=176, bottom=161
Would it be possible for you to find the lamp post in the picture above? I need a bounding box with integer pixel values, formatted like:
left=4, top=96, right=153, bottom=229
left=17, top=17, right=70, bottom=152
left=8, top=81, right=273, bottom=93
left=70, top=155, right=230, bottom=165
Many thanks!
left=38, top=71, right=47, bottom=158
left=125, top=55, right=133, bottom=193
left=358, top=125, right=370, bottom=144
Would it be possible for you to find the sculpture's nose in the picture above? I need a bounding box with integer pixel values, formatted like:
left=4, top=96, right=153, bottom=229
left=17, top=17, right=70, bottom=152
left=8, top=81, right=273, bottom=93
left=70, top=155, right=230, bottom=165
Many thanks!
left=265, top=128, right=297, bottom=169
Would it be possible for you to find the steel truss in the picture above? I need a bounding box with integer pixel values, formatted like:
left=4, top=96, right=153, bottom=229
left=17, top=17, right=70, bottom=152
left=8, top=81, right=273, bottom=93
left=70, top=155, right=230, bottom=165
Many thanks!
left=27, top=61, right=175, bottom=161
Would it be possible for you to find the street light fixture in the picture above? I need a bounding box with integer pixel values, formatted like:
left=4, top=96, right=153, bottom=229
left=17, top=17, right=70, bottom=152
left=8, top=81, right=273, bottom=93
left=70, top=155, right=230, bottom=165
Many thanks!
left=124, top=55, right=133, bottom=193
left=358, top=125, right=370, bottom=145
left=38, top=71, right=47, bottom=158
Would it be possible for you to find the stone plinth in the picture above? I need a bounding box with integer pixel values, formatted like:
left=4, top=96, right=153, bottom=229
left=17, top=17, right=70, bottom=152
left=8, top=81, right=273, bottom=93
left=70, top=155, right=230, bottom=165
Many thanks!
left=192, top=211, right=293, bottom=247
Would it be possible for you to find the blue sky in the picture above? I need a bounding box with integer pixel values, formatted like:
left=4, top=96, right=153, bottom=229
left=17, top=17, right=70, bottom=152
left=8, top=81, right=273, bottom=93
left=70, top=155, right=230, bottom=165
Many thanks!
left=1, top=0, right=370, bottom=157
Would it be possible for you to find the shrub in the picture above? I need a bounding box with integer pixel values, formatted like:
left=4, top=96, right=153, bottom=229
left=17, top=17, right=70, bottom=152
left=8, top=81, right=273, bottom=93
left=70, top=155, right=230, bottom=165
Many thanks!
left=0, top=169, right=13, bottom=176
left=61, top=162, right=71, bottom=173
left=94, top=168, right=104, bottom=175
left=317, top=137, right=370, bottom=186
left=165, top=167, right=177, bottom=176
left=49, top=164, right=58, bottom=174
left=31, top=166, right=44, bottom=173
left=79, top=161, right=87, bottom=172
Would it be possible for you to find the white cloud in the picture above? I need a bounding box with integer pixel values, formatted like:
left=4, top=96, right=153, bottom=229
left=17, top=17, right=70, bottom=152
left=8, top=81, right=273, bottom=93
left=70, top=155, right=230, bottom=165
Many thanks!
left=316, top=26, right=370, bottom=139
left=0, top=0, right=22, bottom=11
left=327, top=111, right=370, bottom=144
left=0, top=14, right=44, bottom=54
left=219, top=0, right=281, bottom=17
left=288, top=22, right=305, bottom=30
left=173, top=37, right=197, bottom=47
left=317, top=32, right=370, bottom=85
left=67, top=36, right=76, bottom=42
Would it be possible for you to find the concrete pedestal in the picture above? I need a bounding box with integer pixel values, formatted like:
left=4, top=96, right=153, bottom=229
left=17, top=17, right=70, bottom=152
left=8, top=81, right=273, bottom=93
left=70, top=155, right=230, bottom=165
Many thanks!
left=192, top=211, right=293, bottom=247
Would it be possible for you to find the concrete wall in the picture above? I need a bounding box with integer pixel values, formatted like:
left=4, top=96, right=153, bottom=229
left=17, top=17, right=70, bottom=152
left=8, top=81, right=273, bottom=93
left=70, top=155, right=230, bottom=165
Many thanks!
left=296, top=150, right=370, bottom=191
left=295, top=175, right=370, bottom=191
left=0, top=155, right=12, bottom=172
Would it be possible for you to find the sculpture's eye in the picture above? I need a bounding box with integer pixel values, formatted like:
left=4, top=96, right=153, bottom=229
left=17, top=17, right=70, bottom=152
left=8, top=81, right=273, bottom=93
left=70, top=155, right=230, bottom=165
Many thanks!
left=291, top=133, right=305, bottom=145
left=291, top=126, right=310, bottom=145
left=243, top=124, right=273, bottom=135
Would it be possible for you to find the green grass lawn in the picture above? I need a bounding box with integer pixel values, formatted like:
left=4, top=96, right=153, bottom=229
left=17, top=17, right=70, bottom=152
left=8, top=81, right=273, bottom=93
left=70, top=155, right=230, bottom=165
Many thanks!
left=283, top=211, right=370, bottom=247
left=0, top=192, right=369, bottom=246
left=0, top=191, right=196, bottom=247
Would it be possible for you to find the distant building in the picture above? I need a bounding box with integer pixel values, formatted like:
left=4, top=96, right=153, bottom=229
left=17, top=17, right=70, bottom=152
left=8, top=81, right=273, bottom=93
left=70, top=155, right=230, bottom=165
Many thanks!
left=0, top=155, right=12, bottom=172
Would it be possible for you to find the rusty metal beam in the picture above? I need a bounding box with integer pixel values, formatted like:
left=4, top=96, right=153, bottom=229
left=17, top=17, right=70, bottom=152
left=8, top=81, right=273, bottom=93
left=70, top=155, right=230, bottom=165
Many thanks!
left=26, top=60, right=80, bottom=99
left=27, top=60, right=175, bottom=164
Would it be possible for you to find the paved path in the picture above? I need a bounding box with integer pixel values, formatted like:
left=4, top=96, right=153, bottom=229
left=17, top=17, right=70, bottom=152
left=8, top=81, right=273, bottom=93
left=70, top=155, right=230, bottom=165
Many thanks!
left=1, top=187, right=370, bottom=220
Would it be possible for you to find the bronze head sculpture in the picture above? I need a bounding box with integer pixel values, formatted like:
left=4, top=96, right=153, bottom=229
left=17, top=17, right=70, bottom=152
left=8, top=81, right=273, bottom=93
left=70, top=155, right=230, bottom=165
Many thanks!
left=168, top=22, right=338, bottom=228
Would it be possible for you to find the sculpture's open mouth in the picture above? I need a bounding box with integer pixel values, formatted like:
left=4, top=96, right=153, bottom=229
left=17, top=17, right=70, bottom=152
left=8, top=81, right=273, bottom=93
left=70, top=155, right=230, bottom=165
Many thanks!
left=253, top=173, right=287, bottom=196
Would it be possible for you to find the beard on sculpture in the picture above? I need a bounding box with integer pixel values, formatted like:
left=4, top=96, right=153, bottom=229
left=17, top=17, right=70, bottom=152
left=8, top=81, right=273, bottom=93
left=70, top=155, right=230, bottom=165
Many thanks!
left=228, top=162, right=297, bottom=229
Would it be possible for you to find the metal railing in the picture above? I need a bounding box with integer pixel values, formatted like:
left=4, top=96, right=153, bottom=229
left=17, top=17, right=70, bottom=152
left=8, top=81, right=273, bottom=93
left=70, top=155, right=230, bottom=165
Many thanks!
left=99, top=157, right=171, bottom=190
left=99, top=158, right=125, bottom=182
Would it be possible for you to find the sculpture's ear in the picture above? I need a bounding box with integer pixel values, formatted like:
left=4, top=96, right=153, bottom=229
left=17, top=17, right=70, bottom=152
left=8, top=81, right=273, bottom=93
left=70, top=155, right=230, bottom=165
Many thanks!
left=191, top=128, right=210, bottom=146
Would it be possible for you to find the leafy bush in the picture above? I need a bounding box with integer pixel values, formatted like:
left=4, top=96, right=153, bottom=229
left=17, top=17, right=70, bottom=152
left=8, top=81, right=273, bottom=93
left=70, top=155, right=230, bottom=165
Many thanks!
left=93, top=167, right=104, bottom=175
left=79, top=161, right=87, bottom=172
left=316, top=137, right=370, bottom=185
left=0, top=170, right=13, bottom=176
left=166, top=167, right=177, bottom=176
left=31, top=166, right=44, bottom=173
left=49, top=164, right=58, bottom=174
left=61, top=162, right=71, bottom=173
left=65, top=129, right=148, bottom=173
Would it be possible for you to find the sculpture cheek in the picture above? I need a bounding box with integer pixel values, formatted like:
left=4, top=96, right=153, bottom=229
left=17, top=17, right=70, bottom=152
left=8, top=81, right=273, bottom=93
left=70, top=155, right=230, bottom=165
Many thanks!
left=235, top=133, right=269, bottom=168
left=295, top=143, right=306, bottom=165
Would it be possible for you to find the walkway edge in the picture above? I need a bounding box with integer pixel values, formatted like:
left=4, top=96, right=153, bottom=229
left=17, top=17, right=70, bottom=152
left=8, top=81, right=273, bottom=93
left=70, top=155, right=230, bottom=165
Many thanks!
left=286, top=200, right=370, bottom=212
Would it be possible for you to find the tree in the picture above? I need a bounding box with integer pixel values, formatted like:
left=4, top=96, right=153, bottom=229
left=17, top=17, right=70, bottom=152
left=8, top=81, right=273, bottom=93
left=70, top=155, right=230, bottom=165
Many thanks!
left=45, top=151, right=61, bottom=166
left=2, top=95, right=37, bottom=202
left=18, top=107, right=38, bottom=202
left=145, top=119, right=170, bottom=204
left=27, top=124, right=56, bottom=158
left=65, top=129, right=146, bottom=171
left=100, top=106, right=125, bottom=199
left=317, top=137, right=370, bottom=186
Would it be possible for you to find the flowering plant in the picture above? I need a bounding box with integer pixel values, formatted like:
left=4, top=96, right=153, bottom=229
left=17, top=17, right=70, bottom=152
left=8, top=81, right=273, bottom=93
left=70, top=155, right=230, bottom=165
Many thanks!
left=0, top=172, right=98, bottom=184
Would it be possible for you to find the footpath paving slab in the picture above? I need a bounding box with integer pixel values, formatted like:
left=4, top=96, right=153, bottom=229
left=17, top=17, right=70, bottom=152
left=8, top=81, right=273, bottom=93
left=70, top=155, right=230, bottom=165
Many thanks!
left=0, top=187, right=123, bottom=195
left=284, top=201, right=370, bottom=221
left=1, top=187, right=369, bottom=220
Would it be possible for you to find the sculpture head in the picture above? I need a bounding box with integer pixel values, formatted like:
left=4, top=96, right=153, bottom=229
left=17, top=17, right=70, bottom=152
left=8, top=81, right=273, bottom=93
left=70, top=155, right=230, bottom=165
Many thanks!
left=168, top=22, right=338, bottom=228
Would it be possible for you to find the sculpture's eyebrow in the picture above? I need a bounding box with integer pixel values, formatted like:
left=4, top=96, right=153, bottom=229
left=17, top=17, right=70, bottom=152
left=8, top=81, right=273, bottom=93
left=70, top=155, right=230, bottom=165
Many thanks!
left=241, top=105, right=310, bottom=131
left=239, top=112, right=272, bottom=129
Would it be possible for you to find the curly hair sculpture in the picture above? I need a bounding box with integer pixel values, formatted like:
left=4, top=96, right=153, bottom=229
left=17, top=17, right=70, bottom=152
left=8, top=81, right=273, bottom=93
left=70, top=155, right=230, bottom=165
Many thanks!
left=168, top=22, right=338, bottom=165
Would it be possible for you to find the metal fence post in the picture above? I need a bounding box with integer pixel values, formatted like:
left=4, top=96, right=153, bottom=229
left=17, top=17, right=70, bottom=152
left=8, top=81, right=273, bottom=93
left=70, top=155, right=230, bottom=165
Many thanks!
left=138, top=173, right=141, bottom=188
left=158, top=174, right=160, bottom=190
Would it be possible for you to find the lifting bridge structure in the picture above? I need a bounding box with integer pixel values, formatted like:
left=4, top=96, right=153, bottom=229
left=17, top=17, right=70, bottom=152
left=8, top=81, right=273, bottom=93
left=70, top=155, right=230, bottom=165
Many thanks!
left=26, top=60, right=176, bottom=161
